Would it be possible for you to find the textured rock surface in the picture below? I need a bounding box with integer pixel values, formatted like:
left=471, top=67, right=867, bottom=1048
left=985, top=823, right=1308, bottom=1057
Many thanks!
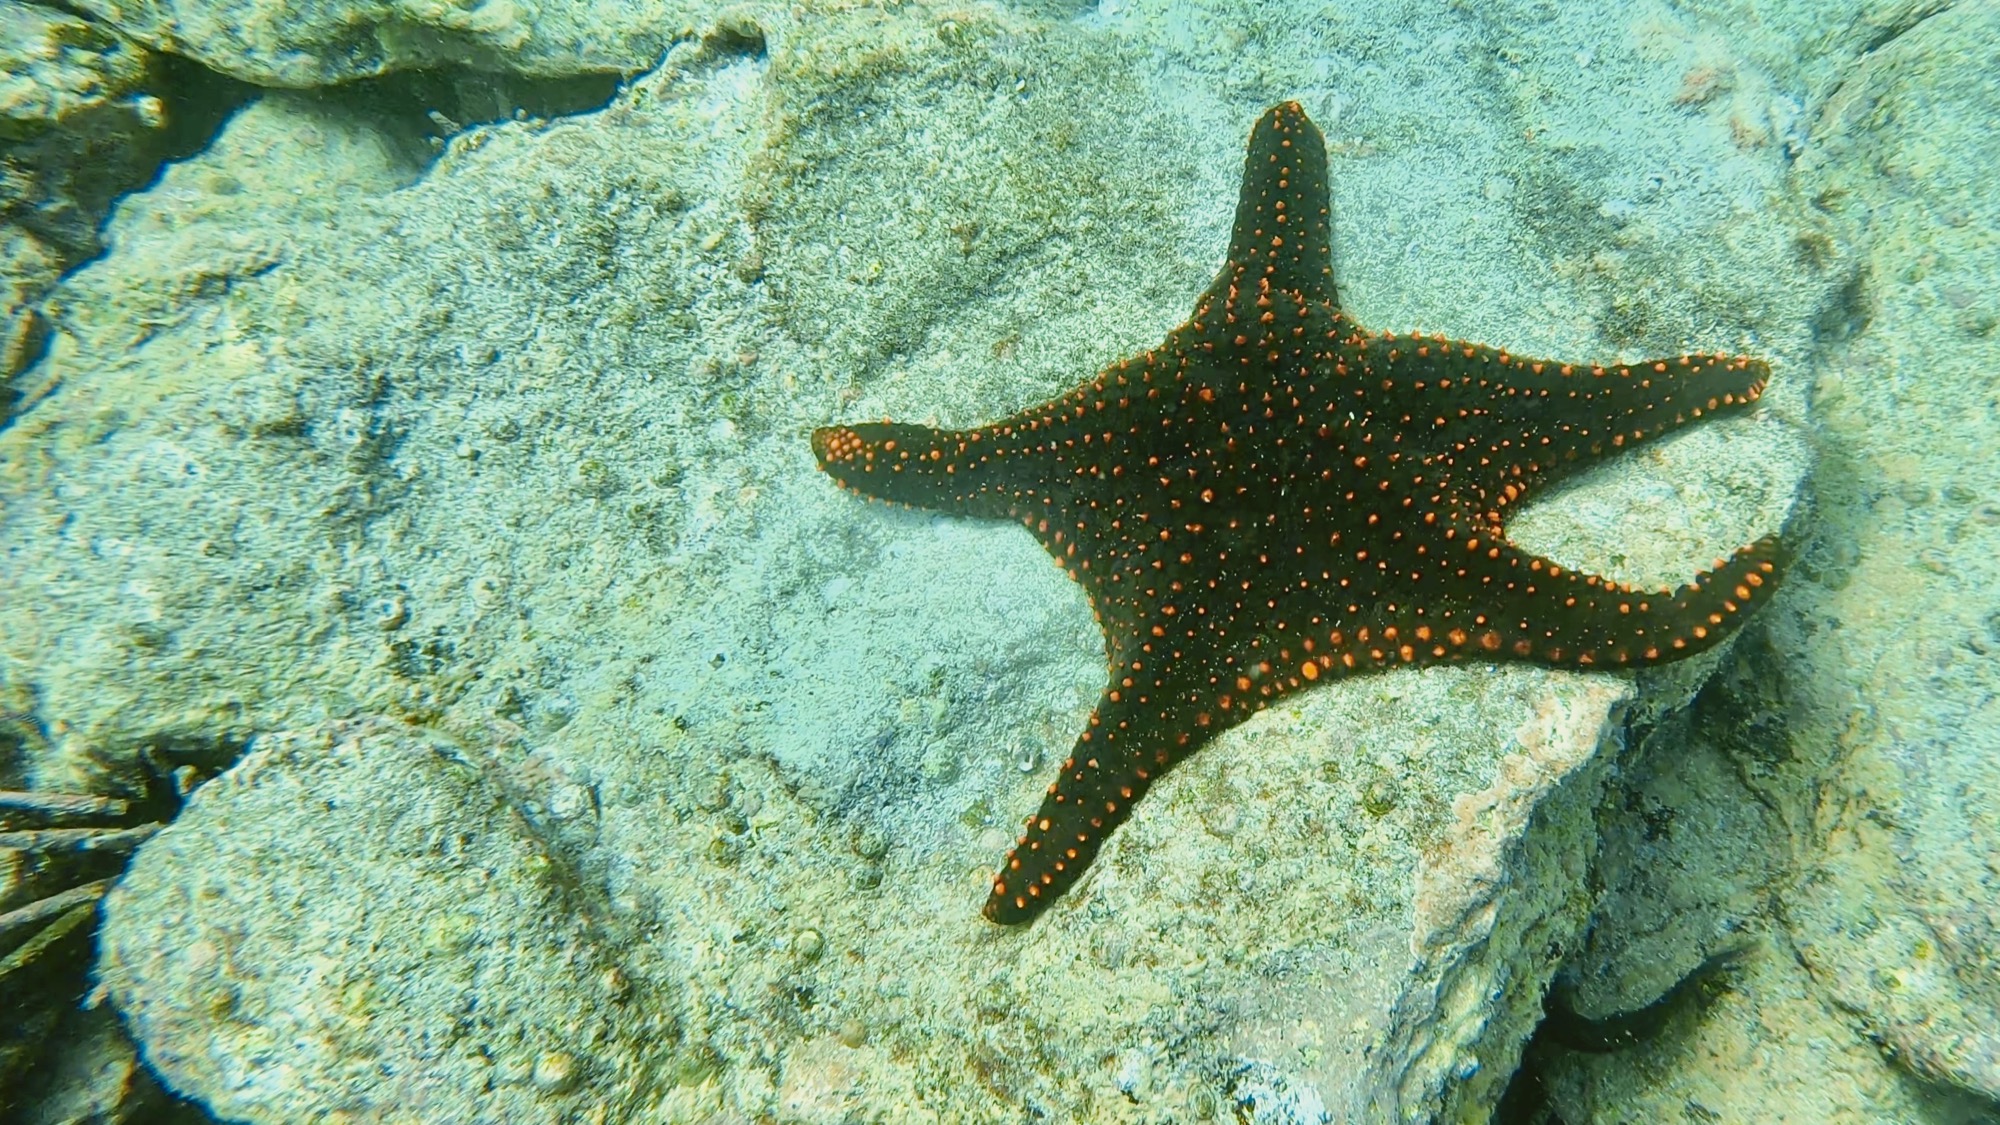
left=0, top=0, right=152, bottom=143
left=1550, top=647, right=1797, bottom=1022
left=1540, top=937, right=2000, bottom=1124
left=1767, top=0, right=2000, bottom=1100
left=8, top=0, right=1831, bottom=1120
left=1528, top=2, right=2000, bottom=1118
left=1533, top=703, right=2000, bottom=1124
left=68, top=0, right=701, bottom=86
left=0, top=0, right=167, bottom=415
left=99, top=719, right=678, bottom=1123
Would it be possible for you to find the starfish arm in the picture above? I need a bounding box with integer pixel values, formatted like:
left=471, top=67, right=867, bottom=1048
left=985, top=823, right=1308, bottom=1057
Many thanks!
left=1361, top=337, right=1771, bottom=503
left=1219, top=101, right=1337, bottom=305
left=1468, top=533, right=1786, bottom=668
left=811, top=421, right=1032, bottom=519
left=984, top=684, right=1214, bottom=924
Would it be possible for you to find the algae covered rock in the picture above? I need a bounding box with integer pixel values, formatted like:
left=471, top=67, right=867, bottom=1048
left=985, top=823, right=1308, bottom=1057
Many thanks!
left=0, top=0, right=166, bottom=411
left=1518, top=4, right=2000, bottom=1114
left=97, top=718, right=676, bottom=1124
left=66, top=0, right=705, bottom=86
left=0, top=0, right=155, bottom=146
left=1765, top=0, right=2000, bottom=1100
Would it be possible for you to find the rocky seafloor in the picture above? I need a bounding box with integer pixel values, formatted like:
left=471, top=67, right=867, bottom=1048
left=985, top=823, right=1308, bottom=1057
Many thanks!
left=3, top=0, right=1998, bottom=1122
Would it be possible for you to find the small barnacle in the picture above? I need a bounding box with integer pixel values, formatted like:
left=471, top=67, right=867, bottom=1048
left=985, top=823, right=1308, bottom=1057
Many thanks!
left=573, top=457, right=621, bottom=498
left=706, top=833, right=744, bottom=866
left=836, top=1018, right=869, bottom=1048
left=531, top=1049, right=581, bottom=1094
left=848, top=823, right=889, bottom=861
left=1362, top=775, right=1400, bottom=818
left=368, top=593, right=409, bottom=631
left=792, top=928, right=825, bottom=963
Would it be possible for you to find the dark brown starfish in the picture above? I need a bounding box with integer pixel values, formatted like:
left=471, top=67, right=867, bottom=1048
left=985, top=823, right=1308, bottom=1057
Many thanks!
left=812, top=101, right=1782, bottom=925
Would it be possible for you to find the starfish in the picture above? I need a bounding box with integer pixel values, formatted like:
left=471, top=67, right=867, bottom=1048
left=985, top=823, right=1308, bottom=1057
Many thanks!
left=812, top=101, right=1782, bottom=925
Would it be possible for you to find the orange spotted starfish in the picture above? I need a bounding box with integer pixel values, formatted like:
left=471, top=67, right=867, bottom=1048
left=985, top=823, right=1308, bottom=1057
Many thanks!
left=813, top=102, right=1782, bottom=924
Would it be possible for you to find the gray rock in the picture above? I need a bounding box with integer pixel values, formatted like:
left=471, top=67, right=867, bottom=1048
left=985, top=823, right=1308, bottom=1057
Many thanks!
left=1523, top=686, right=2000, bottom=1124
left=1768, top=0, right=2000, bottom=1101
left=97, top=718, right=676, bottom=1124
left=1525, top=2, right=2000, bottom=1115
left=67, top=0, right=706, bottom=86
left=0, top=0, right=153, bottom=144
left=0, top=0, right=168, bottom=416
left=6, top=0, right=1822, bottom=1120
left=1551, top=655, right=1793, bottom=1022
left=1539, top=936, right=1999, bottom=1124
left=6, top=1004, right=195, bottom=1125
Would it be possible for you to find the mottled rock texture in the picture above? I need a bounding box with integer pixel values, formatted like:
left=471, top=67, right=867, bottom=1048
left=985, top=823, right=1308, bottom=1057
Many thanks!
left=1770, top=0, right=2000, bottom=1101
left=1530, top=2, right=2000, bottom=1119
left=68, top=0, right=700, bottom=85
left=0, top=0, right=167, bottom=416
left=2, top=0, right=1855, bottom=1120
left=100, top=719, right=679, bottom=1123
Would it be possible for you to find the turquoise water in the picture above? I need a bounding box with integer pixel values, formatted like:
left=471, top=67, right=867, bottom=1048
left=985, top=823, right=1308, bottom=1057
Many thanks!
left=3, top=2, right=1997, bottom=1122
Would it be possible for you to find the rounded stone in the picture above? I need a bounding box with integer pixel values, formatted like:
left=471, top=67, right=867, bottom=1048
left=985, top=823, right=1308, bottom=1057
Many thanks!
left=98, top=719, right=655, bottom=1123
